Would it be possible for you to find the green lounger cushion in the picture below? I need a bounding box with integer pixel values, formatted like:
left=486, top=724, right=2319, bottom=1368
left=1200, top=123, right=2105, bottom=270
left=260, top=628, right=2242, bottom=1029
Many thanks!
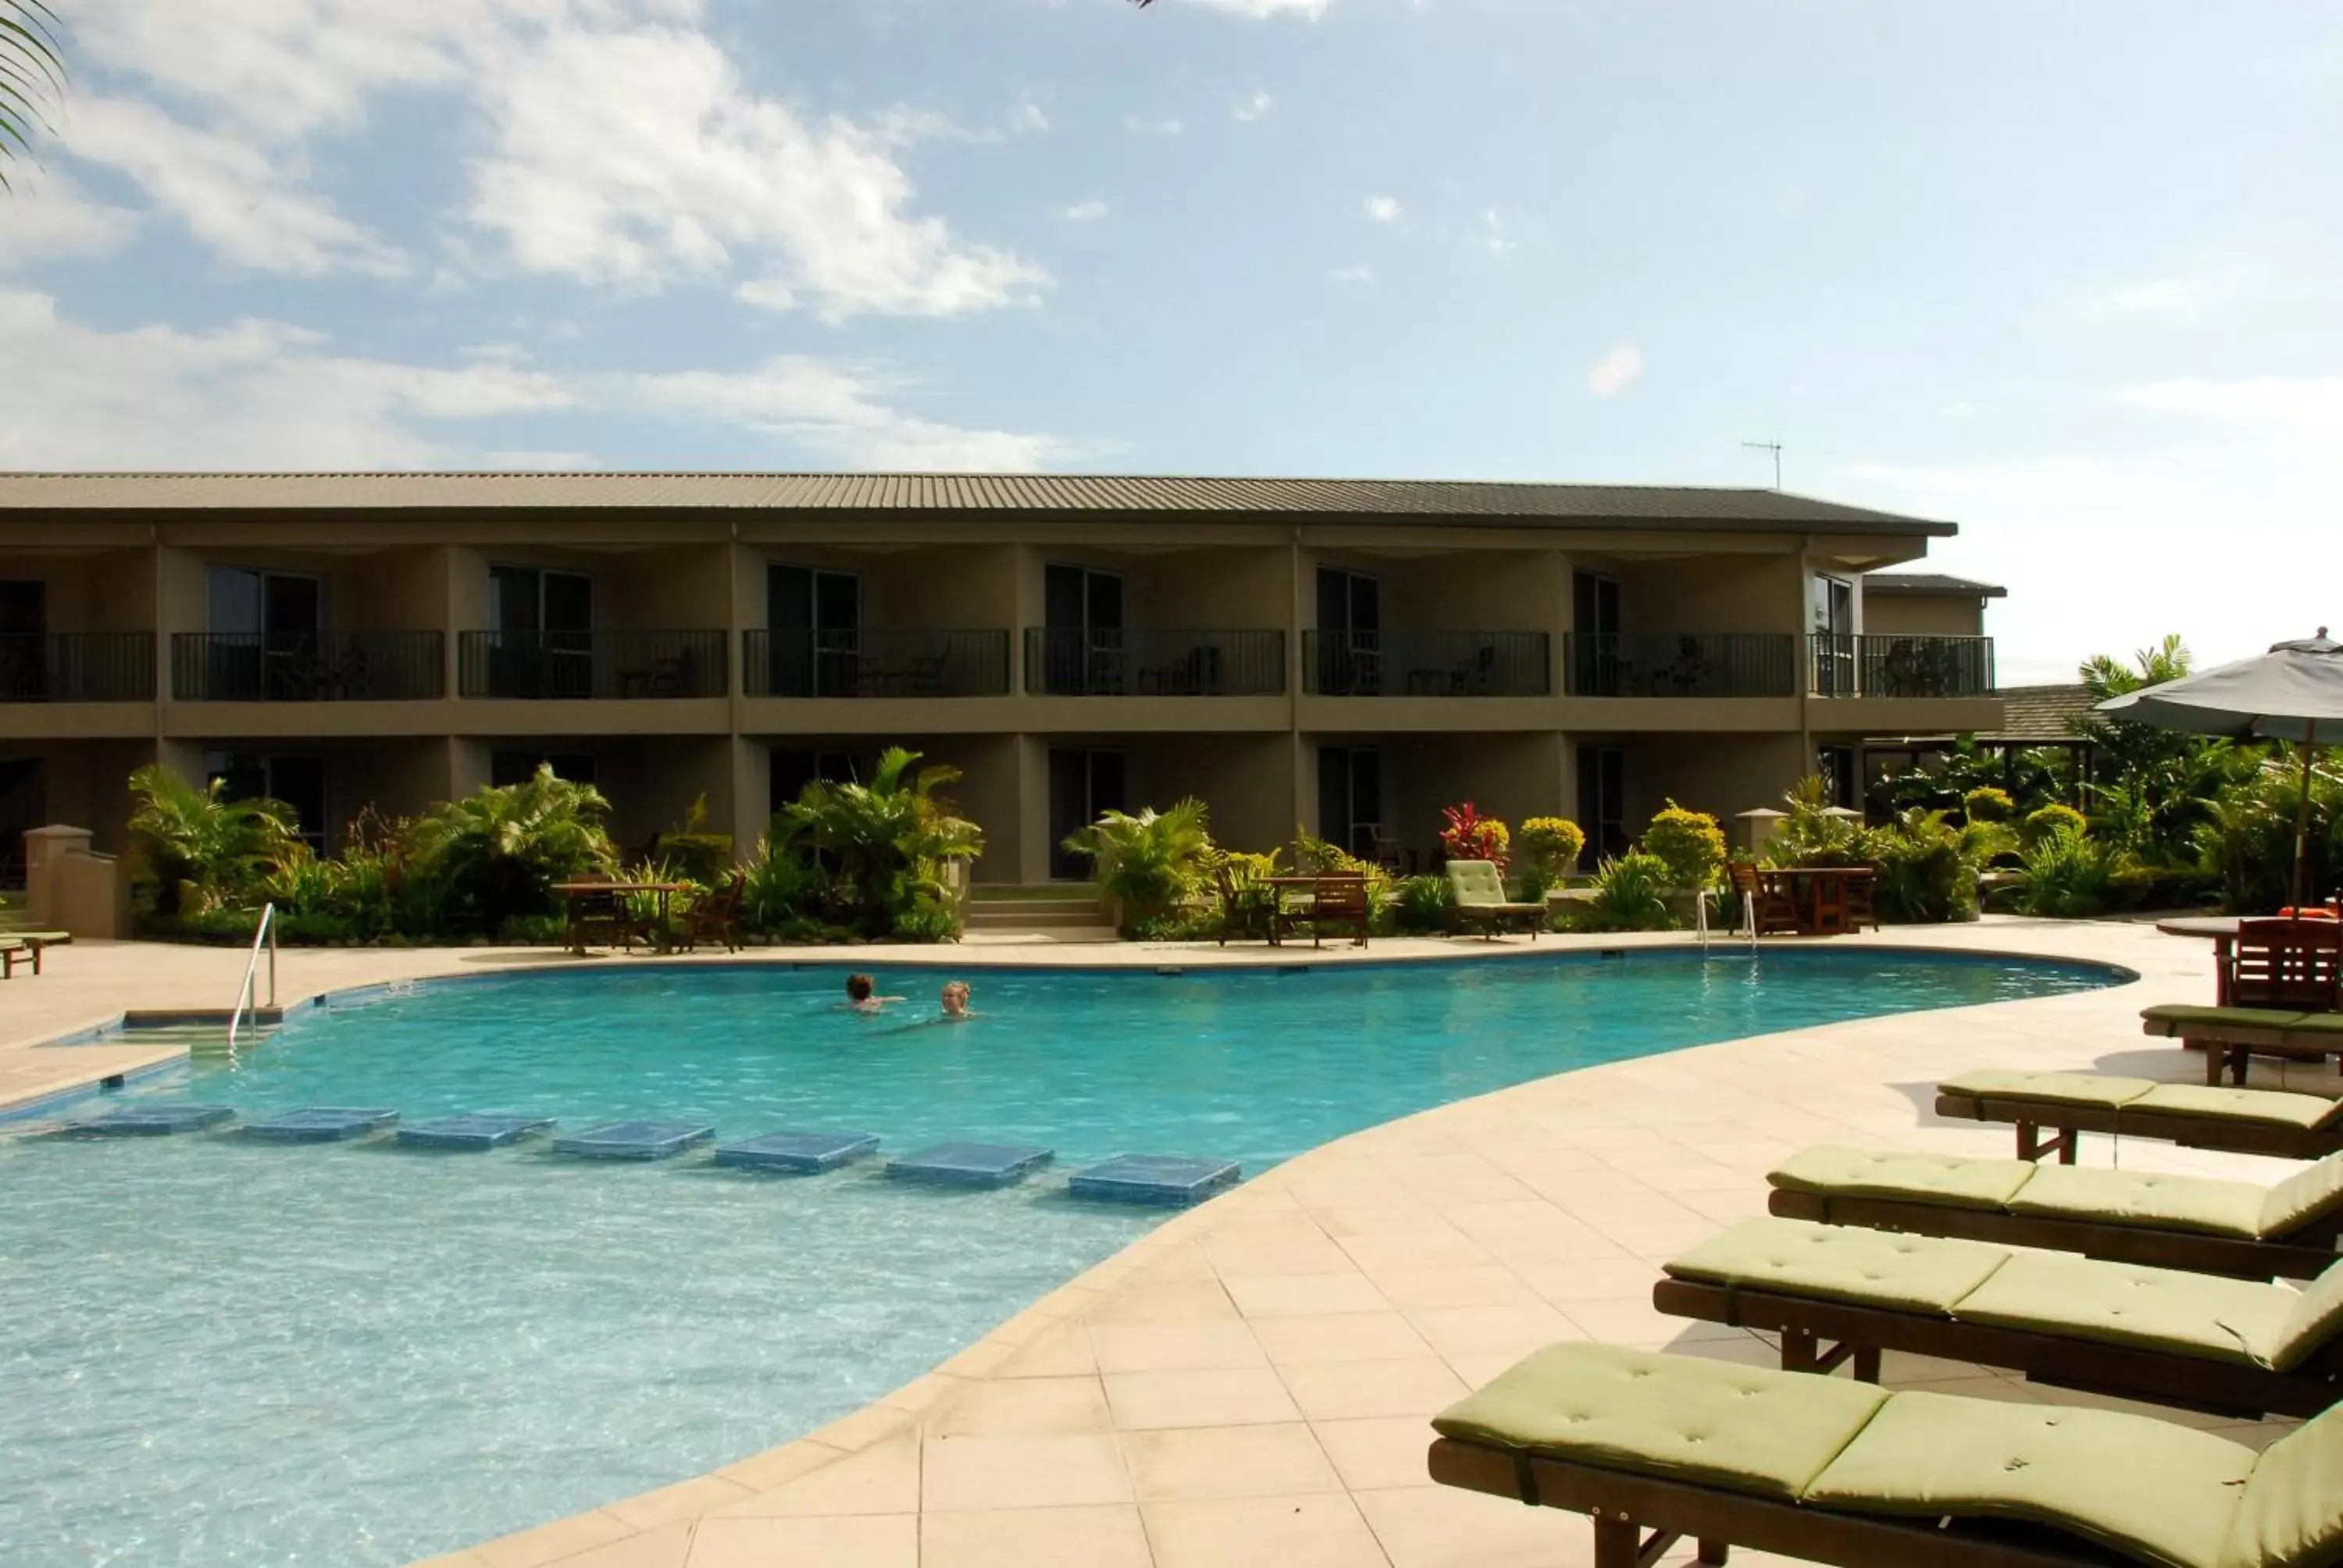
left=2263, top=1261, right=2343, bottom=1374
left=1444, top=860, right=1540, bottom=911
left=1771, top=1146, right=2038, bottom=1210
left=2134, top=1083, right=2343, bottom=1130
left=1939, top=1069, right=2157, bottom=1110
left=1950, top=1252, right=2294, bottom=1366
left=2284, top=1014, right=2343, bottom=1039
left=2220, top=1402, right=2343, bottom=1568
left=2006, top=1165, right=2267, bottom=1239
left=1665, top=1217, right=2008, bottom=1313
left=1430, top=1341, right=1887, bottom=1500
left=2259, top=1153, right=2343, bottom=1238
left=1806, top=1389, right=2256, bottom=1568
left=2142, top=1004, right=2309, bottom=1038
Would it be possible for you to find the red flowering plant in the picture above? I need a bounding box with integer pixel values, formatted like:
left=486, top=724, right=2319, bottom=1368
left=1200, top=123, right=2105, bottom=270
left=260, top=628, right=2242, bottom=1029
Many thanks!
left=1438, top=803, right=1510, bottom=869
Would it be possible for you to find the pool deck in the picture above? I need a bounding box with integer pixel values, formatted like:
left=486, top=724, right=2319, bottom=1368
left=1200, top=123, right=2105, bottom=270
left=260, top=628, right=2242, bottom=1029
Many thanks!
left=5, top=920, right=2323, bottom=1567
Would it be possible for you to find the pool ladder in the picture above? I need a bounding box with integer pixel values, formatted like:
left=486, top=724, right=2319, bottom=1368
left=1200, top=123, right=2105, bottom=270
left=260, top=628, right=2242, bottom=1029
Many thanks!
left=226, top=903, right=278, bottom=1059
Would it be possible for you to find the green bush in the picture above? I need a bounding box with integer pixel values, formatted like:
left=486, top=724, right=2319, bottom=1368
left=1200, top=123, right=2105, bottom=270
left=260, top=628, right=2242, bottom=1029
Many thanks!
left=1867, top=809, right=2012, bottom=923
left=779, top=747, right=982, bottom=939
left=1963, top=786, right=2015, bottom=823
left=2016, top=826, right=2121, bottom=918
left=1064, top=798, right=1214, bottom=935
left=1395, top=874, right=1456, bottom=934
left=1761, top=775, right=1869, bottom=868
left=1642, top=801, right=1726, bottom=891
left=2195, top=749, right=2343, bottom=914
left=2021, top=803, right=2089, bottom=846
left=1568, top=853, right=1677, bottom=932
left=1514, top=818, right=1585, bottom=898
left=652, top=796, right=733, bottom=888
left=127, top=764, right=304, bottom=917
left=407, top=764, right=618, bottom=934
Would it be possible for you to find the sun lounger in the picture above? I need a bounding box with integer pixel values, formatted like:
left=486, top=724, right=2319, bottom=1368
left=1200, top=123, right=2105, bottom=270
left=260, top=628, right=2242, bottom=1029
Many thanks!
left=2143, top=1005, right=2343, bottom=1086
left=1766, top=1143, right=2343, bottom=1281
left=1430, top=1340, right=2343, bottom=1568
left=0, top=929, right=67, bottom=977
left=1445, top=858, right=1544, bottom=939
left=1936, top=1068, right=2343, bottom=1162
left=1652, top=1216, right=2343, bottom=1417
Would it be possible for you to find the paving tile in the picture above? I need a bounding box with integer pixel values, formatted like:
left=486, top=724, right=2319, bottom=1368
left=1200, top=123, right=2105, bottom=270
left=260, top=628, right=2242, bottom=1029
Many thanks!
left=1278, top=1358, right=1471, bottom=1422
left=990, top=1323, right=1100, bottom=1378
left=1203, top=1232, right=1360, bottom=1276
left=712, top=1434, right=918, bottom=1516
left=711, top=1440, right=846, bottom=1493
left=1403, top=1303, right=1580, bottom=1361
left=685, top=1514, right=917, bottom=1568
left=932, top=1374, right=1113, bottom=1436
left=1312, top=1417, right=1441, bottom=1491
left=1250, top=1311, right=1435, bottom=1366
left=474, top=1510, right=635, bottom=1568
left=1143, top=1492, right=1392, bottom=1568
left=1224, top=1270, right=1393, bottom=1318
left=1357, top=1483, right=1583, bottom=1568
left=1086, top=1278, right=1243, bottom=1324
left=1119, top=1422, right=1346, bottom=1500
left=1508, top=1257, right=1665, bottom=1305
left=1089, top=1320, right=1269, bottom=1374
left=1362, top=1266, right=1539, bottom=1311
left=922, top=1434, right=1133, bottom=1511
left=536, top=1521, right=693, bottom=1568
left=922, top=1504, right=1153, bottom=1568
left=1104, top=1367, right=1304, bottom=1428
left=601, top=1474, right=755, bottom=1530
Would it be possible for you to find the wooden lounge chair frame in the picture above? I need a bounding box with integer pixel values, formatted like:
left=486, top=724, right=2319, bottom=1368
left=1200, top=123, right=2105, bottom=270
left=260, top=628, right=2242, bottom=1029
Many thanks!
left=683, top=874, right=746, bottom=953
left=1306, top=872, right=1370, bottom=948
left=1651, top=1274, right=2343, bottom=1419
left=1765, top=1186, right=2341, bottom=1282
left=1211, top=861, right=1277, bottom=947
left=0, top=930, right=65, bottom=977
left=2159, top=918, right=2343, bottom=1084
left=1934, top=1082, right=2343, bottom=1163
left=564, top=883, right=641, bottom=953
left=1429, top=1438, right=2166, bottom=1568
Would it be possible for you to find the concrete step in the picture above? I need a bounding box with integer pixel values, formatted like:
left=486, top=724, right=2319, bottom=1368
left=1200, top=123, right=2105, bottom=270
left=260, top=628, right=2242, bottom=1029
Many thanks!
left=964, top=902, right=1106, bottom=929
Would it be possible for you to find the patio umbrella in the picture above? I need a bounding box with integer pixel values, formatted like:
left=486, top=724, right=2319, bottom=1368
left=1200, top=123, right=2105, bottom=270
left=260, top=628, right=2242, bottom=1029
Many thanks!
left=2095, top=629, right=2342, bottom=910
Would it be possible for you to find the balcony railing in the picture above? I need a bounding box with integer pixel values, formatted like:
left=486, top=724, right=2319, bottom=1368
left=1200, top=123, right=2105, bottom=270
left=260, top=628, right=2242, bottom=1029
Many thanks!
left=1565, top=633, right=1798, bottom=698
left=1023, top=628, right=1284, bottom=697
left=0, top=632, right=155, bottom=702
left=1304, top=630, right=1550, bottom=697
left=172, top=632, right=444, bottom=701
left=744, top=629, right=1011, bottom=698
left=458, top=630, right=728, bottom=700
left=1808, top=635, right=1995, bottom=698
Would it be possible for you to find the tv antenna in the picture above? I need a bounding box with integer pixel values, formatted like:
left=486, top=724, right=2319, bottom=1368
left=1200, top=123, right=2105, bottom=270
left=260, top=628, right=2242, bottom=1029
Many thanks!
left=1742, top=440, right=1782, bottom=490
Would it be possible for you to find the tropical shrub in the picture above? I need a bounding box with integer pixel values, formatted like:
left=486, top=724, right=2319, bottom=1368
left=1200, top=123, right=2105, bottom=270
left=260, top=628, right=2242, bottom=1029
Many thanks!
left=1293, top=830, right=1398, bottom=933
left=1395, top=873, right=1455, bottom=934
left=2016, top=826, right=2122, bottom=918
left=127, top=764, right=305, bottom=917
left=1439, top=803, right=1510, bottom=868
left=1962, top=786, right=2015, bottom=823
left=1642, top=801, right=1726, bottom=892
left=1065, top=798, right=1214, bottom=935
left=1760, top=775, right=1868, bottom=868
left=1867, top=808, right=2013, bottom=923
left=1568, top=853, right=1676, bottom=933
left=2022, top=803, right=2089, bottom=846
left=740, top=829, right=830, bottom=933
left=2194, top=748, right=2343, bottom=914
left=406, top=764, right=617, bottom=934
left=778, top=746, right=982, bottom=939
left=1514, top=817, right=1585, bottom=897
left=651, top=796, right=733, bottom=888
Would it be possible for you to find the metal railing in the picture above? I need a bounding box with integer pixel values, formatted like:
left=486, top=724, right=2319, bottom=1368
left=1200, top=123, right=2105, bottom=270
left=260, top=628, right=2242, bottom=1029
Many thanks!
left=172, top=631, right=444, bottom=701
left=1303, top=630, right=1551, bottom=697
left=1807, top=635, right=1995, bottom=698
left=226, top=902, right=277, bottom=1057
left=1565, top=633, right=1798, bottom=698
left=0, top=632, right=156, bottom=702
left=1022, top=628, right=1285, bottom=696
left=458, top=629, right=729, bottom=699
left=744, top=628, right=1011, bottom=698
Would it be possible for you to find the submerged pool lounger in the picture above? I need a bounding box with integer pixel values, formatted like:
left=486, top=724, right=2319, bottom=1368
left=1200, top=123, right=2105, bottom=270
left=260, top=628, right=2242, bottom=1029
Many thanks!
left=1428, top=1342, right=2343, bottom=1568
left=1767, top=1143, right=2343, bottom=1281
left=1935, top=1069, right=2343, bottom=1162
left=1653, top=1217, right=2343, bottom=1419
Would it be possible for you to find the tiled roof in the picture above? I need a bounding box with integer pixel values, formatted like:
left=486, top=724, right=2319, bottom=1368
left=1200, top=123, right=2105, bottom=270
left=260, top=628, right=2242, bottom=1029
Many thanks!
left=1864, top=572, right=2007, bottom=597
left=0, top=472, right=1954, bottom=532
left=1995, top=683, right=2097, bottom=741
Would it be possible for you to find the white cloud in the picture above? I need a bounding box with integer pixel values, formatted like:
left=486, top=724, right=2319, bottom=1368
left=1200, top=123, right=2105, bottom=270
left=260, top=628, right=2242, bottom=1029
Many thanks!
left=1364, top=195, right=1400, bottom=223
left=1125, top=114, right=1184, bottom=135
left=2113, top=376, right=2343, bottom=437
left=1586, top=342, right=1643, bottom=397
left=0, top=288, right=1071, bottom=472
left=1009, top=97, right=1049, bottom=134
left=1479, top=207, right=1517, bottom=256
left=1328, top=265, right=1372, bottom=283
left=1064, top=200, right=1109, bottom=221
left=1183, top=0, right=1332, bottom=16
left=1232, top=91, right=1275, bottom=122
left=0, top=171, right=142, bottom=266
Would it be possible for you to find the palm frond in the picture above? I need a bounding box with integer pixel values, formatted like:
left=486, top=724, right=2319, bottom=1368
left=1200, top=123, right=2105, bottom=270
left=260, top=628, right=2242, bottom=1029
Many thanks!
left=0, top=2, right=66, bottom=193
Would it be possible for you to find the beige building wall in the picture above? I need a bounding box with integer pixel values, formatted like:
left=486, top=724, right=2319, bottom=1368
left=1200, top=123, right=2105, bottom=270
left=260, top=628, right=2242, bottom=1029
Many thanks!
left=1861, top=593, right=1989, bottom=637
left=1605, top=551, right=1806, bottom=634
left=1626, top=732, right=1811, bottom=832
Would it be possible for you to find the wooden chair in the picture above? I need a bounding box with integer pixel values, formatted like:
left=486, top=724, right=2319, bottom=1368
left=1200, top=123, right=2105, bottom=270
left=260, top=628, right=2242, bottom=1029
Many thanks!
left=684, top=874, right=746, bottom=953
left=1306, top=873, right=1371, bottom=948
left=564, top=881, right=638, bottom=953
left=2190, top=918, right=2343, bottom=1082
left=1211, top=861, right=1277, bottom=946
left=1842, top=868, right=1878, bottom=932
left=1728, top=861, right=1799, bottom=936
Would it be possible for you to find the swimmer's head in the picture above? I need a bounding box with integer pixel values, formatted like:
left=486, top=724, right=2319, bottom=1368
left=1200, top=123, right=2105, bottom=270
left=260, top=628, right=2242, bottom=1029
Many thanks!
left=846, top=973, right=875, bottom=1003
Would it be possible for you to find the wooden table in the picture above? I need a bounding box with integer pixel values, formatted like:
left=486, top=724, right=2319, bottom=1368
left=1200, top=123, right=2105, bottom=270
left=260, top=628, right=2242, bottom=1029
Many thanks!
left=1756, top=867, right=1874, bottom=936
left=552, top=881, right=687, bottom=954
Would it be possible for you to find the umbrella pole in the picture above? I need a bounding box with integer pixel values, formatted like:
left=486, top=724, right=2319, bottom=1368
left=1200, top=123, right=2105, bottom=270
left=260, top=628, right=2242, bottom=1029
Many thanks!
left=2295, top=719, right=2318, bottom=912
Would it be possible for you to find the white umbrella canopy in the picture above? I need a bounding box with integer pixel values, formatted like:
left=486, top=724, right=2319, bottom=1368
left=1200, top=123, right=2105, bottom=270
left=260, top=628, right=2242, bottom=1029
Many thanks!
left=2095, top=629, right=2341, bottom=908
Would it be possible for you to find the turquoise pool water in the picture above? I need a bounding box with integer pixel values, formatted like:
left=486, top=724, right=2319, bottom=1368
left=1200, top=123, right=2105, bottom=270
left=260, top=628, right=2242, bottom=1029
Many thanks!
left=0, top=950, right=2111, bottom=1566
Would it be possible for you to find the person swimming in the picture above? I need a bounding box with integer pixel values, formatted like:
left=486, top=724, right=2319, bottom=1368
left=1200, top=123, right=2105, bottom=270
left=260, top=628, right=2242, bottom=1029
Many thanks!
left=844, top=973, right=905, bottom=1014
left=940, top=980, right=974, bottom=1019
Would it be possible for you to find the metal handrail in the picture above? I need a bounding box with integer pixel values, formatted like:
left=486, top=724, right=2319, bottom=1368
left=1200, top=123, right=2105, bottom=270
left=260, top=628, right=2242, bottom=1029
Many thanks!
left=226, top=902, right=278, bottom=1057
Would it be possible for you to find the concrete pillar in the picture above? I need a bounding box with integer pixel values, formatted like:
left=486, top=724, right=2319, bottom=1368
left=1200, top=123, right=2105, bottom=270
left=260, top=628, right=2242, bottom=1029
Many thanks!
left=23, top=823, right=90, bottom=926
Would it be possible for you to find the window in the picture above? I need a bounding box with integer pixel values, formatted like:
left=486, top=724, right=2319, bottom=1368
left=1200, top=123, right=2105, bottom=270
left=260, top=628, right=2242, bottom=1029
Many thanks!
left=1047, top=747, right=1126, bottom=879
left=1571, top=570, right=1621, bottom=695
left=767, top=564, right=861, bottom=697
left=1574, top=744, right=1628, bottom=867
left=769, top=748, right=862, bottom=815
left=1040, top=564, right=1123, bottom=694
left=207, top=751, right=327, bottom=853
left=205, top=567, right=323, bottom=700
left=0, top=580, right=45, bottom=700
left=487, top=567, right=592, bottom=698
left=1314, top=567, right=1381, bottom=694
left=1317, top=745, right=1385, bottom=861
left=1817, top=745, right=1859, bottom=811
left=1810, top=572, right=1856, bottom=694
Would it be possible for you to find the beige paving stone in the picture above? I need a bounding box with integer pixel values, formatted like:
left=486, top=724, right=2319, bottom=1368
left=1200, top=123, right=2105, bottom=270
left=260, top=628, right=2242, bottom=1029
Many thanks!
left=931, top=1374, right=1114, bottom=1436
left=1088, top=1319, right=1270, bottom=1374
left=1312, top=1417, right=1442, bottom=1491
left=1225, top=1270, right=1394, bottom=1318
left=1085, top=1278, right=1243, bottom=1324
left=1362, top=1265, right=1540, bottom=1311
left=922, top=1504, right=1154, bottom=1568
left=537, top=1521, right=692, bottom=1568
left=1118, top=1422, right=1346, bottom=1500
left=711, top=1439, right=847, bottom=1493
left=684, top=1514, right=917, bottom=1568
left=1250, top=1311, right=1436, bottom=1366
left=800, top=1400, right=919, bottom=1452
left=601, top=1474, right=754, bottom=1530
left=1358, top=1482, right=1586, bottom=1568
left=1278, top=1358, right=1471, bottom=1422
left=1403, top=1302, right=1582, bottom=1361
left=1202, top=1231, right=1359, bottom=1276
left=1103, top=1366, right=1304, bottom=1428
left=1508, top=1256, right=1667, bottom=1305
left=711, top=1434, right=918, bottom=1517
left=988, top=1323, right=1100, bottom=1378
left=474, top=1510, right=637, bottom=1568
left=1142, top=1493, right=1393, bottom=1568
left=922, top=1433, right=1134, bottom=1511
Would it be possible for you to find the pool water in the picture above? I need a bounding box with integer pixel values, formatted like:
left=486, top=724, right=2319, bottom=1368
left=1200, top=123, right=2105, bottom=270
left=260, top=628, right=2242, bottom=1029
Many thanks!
left=0, top=950, right=2109, bottom=1566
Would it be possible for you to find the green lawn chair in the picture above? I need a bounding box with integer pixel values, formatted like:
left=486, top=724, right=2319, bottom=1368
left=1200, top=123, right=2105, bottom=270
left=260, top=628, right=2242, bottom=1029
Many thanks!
left=1444, top=858, right=1544, bottom=940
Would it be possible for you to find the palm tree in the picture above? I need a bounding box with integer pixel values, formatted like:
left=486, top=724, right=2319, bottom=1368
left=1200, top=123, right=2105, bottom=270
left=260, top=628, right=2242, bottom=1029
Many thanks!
left=1062, top=799, right=1213, bottom=933
left=407, top=764, right=617, bottom=931
left=779, top=747, right=983, bottom=934
left=127, top=764, right=304, bottom=915
left=1, top=2, right=65, bottom=192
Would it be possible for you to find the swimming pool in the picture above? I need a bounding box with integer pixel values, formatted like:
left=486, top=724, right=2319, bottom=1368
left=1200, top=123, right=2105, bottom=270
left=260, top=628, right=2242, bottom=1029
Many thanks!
left=0, top=950, right=2112, bottom=1566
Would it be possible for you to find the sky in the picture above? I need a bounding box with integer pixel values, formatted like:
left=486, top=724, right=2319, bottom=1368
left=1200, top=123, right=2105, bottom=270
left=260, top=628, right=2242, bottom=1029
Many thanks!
left=2, top=0, right=2340, bottom=686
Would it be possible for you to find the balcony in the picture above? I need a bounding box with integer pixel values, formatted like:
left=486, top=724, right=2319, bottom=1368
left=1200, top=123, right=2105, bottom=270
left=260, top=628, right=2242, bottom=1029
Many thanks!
left=458, top=630, right=728, bottom=700
left=1304, top=631, right=1551, bottom=697
left=1023, top=629, right=1284, bottom=697
left=1808, top=635, right=1994, bottom=698
left=0, top=632, right=155, bottom=702
left=744, top=629, right=1011, bottom=699
left=172, top=633, right=444, bottom=701
left=1565, top=633, right=1798, bottom=698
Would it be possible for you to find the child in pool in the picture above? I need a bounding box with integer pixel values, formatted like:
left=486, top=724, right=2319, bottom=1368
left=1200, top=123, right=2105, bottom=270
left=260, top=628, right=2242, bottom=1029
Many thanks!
left=844, top=973, right=905, bottom=1014
left=940, top=980, right=974, bottom=1019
